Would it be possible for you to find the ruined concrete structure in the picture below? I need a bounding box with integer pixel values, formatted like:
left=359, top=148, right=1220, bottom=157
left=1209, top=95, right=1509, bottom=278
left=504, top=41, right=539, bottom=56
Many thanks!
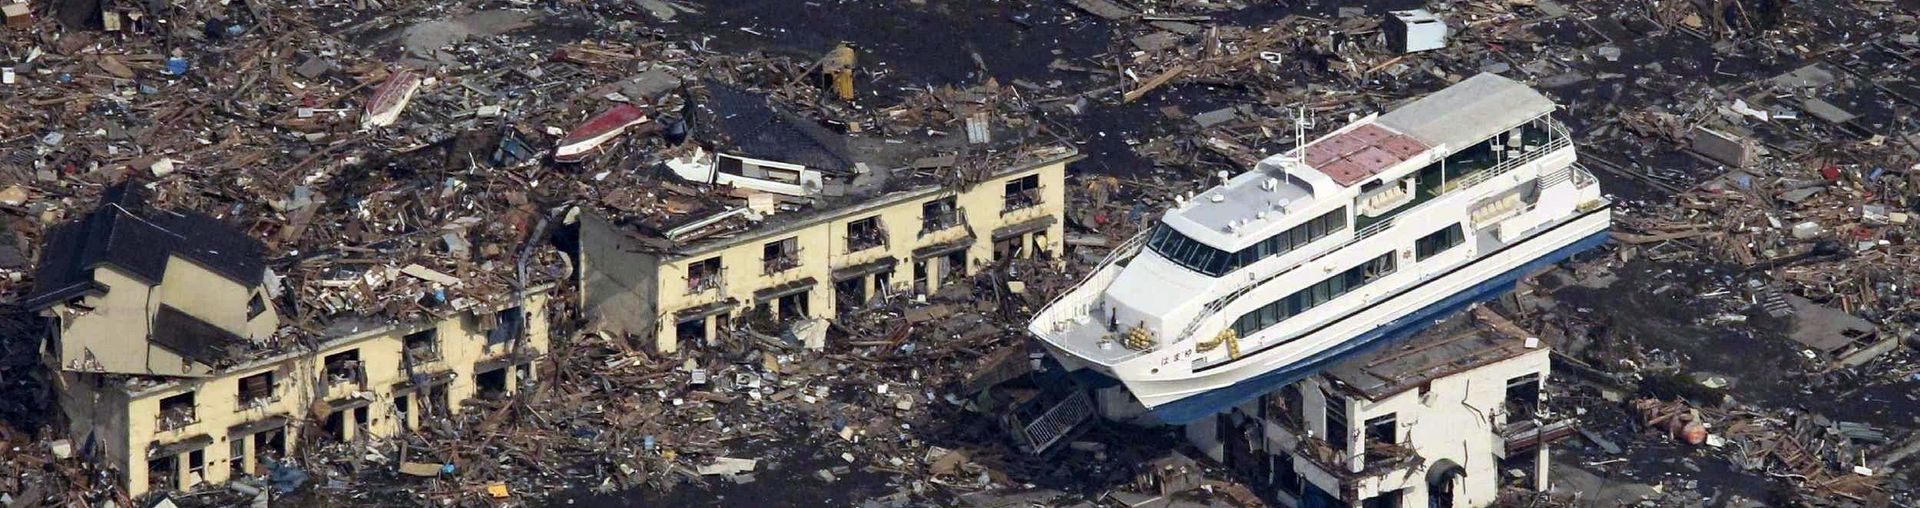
left=24, top=185, right=552, bottom=498
left=1186, top=309, right=1568, bottom=508
left=576, top=147, right=1075, bottom=353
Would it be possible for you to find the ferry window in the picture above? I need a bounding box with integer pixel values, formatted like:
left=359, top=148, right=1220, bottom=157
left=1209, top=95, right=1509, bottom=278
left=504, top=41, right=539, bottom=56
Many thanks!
left=1415, top=224, right=1465, bottom=261
left=1228, top=252, right=1396, bottom=341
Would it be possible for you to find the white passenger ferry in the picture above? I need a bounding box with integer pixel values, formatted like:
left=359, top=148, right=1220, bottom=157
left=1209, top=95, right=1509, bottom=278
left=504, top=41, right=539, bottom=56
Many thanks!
left=1029, top=74, right=1611, bottom=424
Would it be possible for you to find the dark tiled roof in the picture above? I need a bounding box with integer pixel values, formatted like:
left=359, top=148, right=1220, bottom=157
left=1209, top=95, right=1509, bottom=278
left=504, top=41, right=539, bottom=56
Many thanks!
left=150, top=305, right=248, bottom=366
left=23, top=184, right=266, bottom=310
left=690, top=81, right=856, bottom=173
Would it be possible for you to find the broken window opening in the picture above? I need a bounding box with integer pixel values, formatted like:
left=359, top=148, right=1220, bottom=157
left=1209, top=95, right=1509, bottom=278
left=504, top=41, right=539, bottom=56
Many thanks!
left=912, top=259, right=930, bottom=294
left=394, top=395, right=413, bottom=431
left=476, top=366, right=509, bottom=399
left=148, top=455, right=179, bottom=492
left=324, top=350, right=363, bottom=386
left=1269, top=384, right=1304, bottom=431
left=920, top=196, right=960, bottom=235
left=427, top=384, right=451, bottom=418
left=686, top=257, right=724, bottom=294
left=487, top=306, right=525, bottom=346
left=941, top=250, right=968, bottom=284
left=834, top=277, right=867, bottom=314
left=1324, top=393, right=1349, bottom=454
left=873, top=269, right=894, bottom=298
left=1272, top=450, right=1301, bottom=496
left=776, top=290, right=810, bottom=322
left=247, top=293, right=267, bottom=319
left=230, top=438, right=247, bottom=477
left=1003, top=174, right=1041, bottom=213
left=1505, top=372, right=1542, bottom=420
left=255, top=428, right=285, bottom=464
left=993, top=235, right=1026, bottom=261
left=762, top=237, right=801, bottom=274
left=675, top=318, right=708, bottom=346
left=353, top=406, right=370, bottom=440
left=846, top=216, right=886, bottom=252
left=237, top=371, right=276, bottom=408
left=323, top=411, right=346, bottom=441
left=158, top=392, right=197, bottom=430
left=403, top=328, right=440, bottom=364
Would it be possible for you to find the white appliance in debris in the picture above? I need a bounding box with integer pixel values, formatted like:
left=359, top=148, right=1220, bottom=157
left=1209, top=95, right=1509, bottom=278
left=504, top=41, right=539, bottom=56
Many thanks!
left=1026, top=74, right=1611, bottom=423
left=1387, top=9, right=1450, bottom=54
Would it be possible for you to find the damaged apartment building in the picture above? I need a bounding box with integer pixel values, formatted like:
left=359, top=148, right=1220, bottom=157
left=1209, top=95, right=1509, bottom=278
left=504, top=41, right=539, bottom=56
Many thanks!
left=1185, top=309, right=1571, bottom=508
left=569, top=83, right=1075, bottom=352
left=23, top=185, right=553, bottom=497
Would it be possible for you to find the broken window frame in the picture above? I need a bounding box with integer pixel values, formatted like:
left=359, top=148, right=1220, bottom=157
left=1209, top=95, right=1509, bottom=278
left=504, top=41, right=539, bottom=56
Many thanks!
left=247, top=293, right=267, bottom=319
left=1002, top=175, right=1042, bottom=214
left=1504, top=372, right=1543, bottom=420
left=187, top=449, right=206, bottom=487
left=486, top=306, right=525, bottom=346
left=919, top=196, right=962, bottom=236
left=1268, top=384, right=1305, bottom=431
left=1323, top=392, right=1350, bottom=455
left=323, top=350, right=364, bottom=387
left=762, top=237, right=802, bottom=275
left=148, top=455, right=179, bottom=492
left=157, top=392, right=197, bottom=430
left=845, top=216, right=886, bottom=253
left=686, top=257, right=724, bottom=295
left=403, top=328, right=441, bottom=364
left=236, top=371, right=277, bottom=408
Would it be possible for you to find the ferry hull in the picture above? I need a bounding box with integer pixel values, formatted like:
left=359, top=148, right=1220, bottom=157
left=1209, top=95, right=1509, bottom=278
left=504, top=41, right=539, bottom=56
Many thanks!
left=1066, top=207, right=1611, bottom=424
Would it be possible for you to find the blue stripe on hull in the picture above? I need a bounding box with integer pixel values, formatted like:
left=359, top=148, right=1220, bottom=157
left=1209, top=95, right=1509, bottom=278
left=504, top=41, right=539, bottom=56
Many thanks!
left=1139, top=229, right=1612, bottom=425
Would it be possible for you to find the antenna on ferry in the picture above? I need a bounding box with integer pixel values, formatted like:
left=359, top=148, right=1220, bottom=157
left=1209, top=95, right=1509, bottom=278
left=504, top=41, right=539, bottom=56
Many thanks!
left=1289, top=106, right=1313, bottom=164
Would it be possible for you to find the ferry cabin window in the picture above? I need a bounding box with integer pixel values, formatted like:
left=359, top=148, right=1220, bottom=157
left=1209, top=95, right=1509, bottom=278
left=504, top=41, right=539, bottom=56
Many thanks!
left=1147, top=207, right=1348, bottom=277
left=1231, top=252, right=1396, bottom=338
left=1414, top=224, right=1465, bottom=261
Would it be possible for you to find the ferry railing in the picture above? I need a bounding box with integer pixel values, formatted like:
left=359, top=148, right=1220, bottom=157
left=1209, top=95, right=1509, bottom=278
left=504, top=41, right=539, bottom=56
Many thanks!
left=1031, top=231, right=1149, bottom=352
left=1441, top=122, right=1572, bottom=194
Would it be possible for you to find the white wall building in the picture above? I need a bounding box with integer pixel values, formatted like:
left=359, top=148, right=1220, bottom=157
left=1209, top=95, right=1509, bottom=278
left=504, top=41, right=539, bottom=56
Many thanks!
left=1187, top=308, right=1572, bottom=508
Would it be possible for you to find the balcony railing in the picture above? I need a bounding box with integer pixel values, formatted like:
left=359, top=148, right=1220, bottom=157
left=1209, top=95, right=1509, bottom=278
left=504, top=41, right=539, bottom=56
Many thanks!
left=846, top=229, right=887, bottom=253
left=685, top=270, right=724, bottom=295
left=1002, top=188, right=1042, bottom=214
left=1298, top=436, right=1420, bottom=478
left=920, top=212, right=963, bottom=236
left=762, top=253, right=801, bottom=275
left=158, top=406, right=197, bottom=431
left=326, top=365, right=364, bottom=387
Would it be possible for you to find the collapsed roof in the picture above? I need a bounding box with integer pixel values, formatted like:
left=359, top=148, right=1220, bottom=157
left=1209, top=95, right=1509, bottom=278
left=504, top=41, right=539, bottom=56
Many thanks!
left=25, top=184, right=266, bottom=310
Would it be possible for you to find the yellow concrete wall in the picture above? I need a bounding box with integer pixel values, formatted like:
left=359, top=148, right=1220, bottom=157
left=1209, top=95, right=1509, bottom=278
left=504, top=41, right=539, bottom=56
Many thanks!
left=52, top=258, right=281, bottom=377
left=651, top=159, right=1068, bottom=352
left=54, top=266, right=205, bottom=376
left=110, top=292, right=551, bottom=498
left=150, top=256, right=278, bottom=339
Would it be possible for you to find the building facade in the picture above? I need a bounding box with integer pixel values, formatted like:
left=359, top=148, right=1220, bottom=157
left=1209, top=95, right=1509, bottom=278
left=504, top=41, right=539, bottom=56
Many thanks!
left=28, top=186, right=552, bottom=498
left=577, top=149, right=1075, bottom=353
left=1186, top=310, right=1568, bottom=508
left=55, top=294, right=549, bottom=497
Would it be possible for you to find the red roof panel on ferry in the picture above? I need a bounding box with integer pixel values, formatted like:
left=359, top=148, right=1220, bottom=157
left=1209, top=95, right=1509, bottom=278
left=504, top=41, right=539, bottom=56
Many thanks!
left=1316, top=158, right=1370, bottom=187
left=1305, top=124, right=1431, bottom=186
left=1305, top=143, right=1344, bottom=167
left=1376, top=135, right=1427, bottom=160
